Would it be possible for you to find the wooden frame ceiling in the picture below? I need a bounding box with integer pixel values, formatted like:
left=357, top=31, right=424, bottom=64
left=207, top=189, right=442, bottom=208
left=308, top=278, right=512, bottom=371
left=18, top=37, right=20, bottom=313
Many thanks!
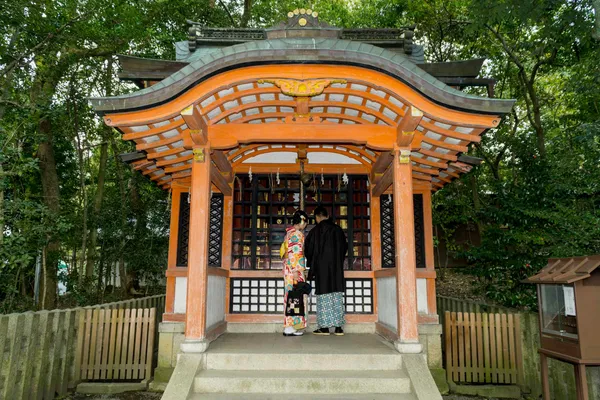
left=107, top=65, right=501, bottom=191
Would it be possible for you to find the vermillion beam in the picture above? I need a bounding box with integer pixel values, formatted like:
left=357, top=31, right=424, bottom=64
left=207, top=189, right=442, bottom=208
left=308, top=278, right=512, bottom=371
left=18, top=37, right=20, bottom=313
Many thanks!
left=372, top=165, right=394, bottom=197
left=181, top=105, right=208, bottom=145
left=371, top=151, right=394, bottom=184
left=397, top=106, right=423, bottom=146
left=211, top=150, right=233, bottom=176
left=208, top=124, right=396, bottom=151
left=210, top=164, right=232, bottom=196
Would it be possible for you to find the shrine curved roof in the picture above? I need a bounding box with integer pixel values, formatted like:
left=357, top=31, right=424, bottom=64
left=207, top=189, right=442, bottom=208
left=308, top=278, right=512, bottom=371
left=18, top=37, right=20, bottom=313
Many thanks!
left=90, top=37, right=514, bottom=115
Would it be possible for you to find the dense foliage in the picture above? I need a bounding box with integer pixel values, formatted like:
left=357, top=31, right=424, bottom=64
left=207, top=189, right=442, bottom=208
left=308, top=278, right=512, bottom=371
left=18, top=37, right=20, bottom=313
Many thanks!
left=1, top=0, right=598, bottom=311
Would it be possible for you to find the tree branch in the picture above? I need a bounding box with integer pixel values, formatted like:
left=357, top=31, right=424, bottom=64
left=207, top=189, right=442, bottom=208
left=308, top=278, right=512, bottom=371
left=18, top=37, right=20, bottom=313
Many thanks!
left=0, top=16, right=82, bottom=78
left=218, top=0, right=237, bottom=27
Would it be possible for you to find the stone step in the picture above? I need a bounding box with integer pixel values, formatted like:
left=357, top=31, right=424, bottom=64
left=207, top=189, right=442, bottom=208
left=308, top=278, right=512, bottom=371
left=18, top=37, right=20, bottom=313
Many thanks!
left=194, top=369, right=412, bottom=394
left=205, top=352, right=403, bottom=371
left=190, top=393, right=417, bottom=399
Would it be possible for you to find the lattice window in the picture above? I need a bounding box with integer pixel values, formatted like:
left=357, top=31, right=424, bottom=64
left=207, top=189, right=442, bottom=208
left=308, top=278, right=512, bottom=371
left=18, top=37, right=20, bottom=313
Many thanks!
left=380, top=194, right=395, bottom=269
left=413, top=194, right=426, bottom=268
left=379, top=194, right=426, bottom=268
left=232, top=174, right=371, bottom=271
left=176, top=192, right=190, bottom=267
left=208, top=194, right=224, bottom=267
left=229, top=278, right=373, bottom=314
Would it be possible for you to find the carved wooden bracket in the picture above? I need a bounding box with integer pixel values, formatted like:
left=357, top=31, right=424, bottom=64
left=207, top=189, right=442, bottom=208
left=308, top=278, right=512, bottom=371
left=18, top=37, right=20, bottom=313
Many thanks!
left=258, top=78, right=347, bottom=97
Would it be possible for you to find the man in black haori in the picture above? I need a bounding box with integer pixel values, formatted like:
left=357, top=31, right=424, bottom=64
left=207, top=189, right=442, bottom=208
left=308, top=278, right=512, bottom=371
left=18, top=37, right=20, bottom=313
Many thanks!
left=305, top=206, right=348, bottom=336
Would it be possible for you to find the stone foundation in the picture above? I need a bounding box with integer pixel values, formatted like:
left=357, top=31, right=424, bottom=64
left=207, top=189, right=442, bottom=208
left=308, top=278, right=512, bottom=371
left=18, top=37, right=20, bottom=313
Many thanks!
left=153, top=321, right=447, bottom=394
left=418, top=323, right=448, bottom=394
left=153, top=322, right=185, bottom=385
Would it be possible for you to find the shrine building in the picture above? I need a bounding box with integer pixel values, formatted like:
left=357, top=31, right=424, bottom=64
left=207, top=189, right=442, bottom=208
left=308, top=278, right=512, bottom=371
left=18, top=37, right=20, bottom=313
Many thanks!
left=90, top=9, right=514, bottom=399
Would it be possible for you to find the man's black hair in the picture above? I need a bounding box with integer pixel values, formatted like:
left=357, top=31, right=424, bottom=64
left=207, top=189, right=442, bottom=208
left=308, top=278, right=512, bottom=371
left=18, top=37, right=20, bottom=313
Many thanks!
left=313, top=206, right=329, bottom=218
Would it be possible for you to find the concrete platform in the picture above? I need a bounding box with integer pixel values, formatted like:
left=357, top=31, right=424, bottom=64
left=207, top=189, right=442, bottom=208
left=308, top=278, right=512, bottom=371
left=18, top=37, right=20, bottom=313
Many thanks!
left=209, top=332, right=397, bottom=354
left=189, top=393, right=417, bottom=399
left=195, top=369, right=411, bottom=394
left=205, top=333, right=403, bottom=371
left=162, top=333, right=441, bottom=400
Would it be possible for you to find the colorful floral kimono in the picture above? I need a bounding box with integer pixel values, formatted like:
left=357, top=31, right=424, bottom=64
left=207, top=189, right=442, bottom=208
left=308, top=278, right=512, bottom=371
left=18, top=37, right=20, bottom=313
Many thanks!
left=283, top=227, right=307, bottom=330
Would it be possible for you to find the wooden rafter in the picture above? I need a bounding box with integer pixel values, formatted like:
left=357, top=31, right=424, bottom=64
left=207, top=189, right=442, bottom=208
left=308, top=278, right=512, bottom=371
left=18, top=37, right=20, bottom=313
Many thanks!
left=136, top=133, right=183, bottom=151
left=396, top=106, right=423, bottom=146
left=420, top=148, right=457, bottom=162
left=165, top=163, right=193, bottom=174
left=371, top=151, right=394, bottom=184
left=210, top=164, right=232, bottom=195
left=122, top=119, right=183, bottom=141
left=412, top=156, right=448, bottom=170
left=310, top=101, right=396, bottom=126
left=419, top=120, right=483, bottom=143
left=420, top=136, right=468, bottom=153
left=181, top=105, right=208, bottom=145
left=147, top=147, right=184, bottom=159
left=211, top=150, right=233, bottom=175
left=372, top=165, right=394, bottom=197
left=412, top=165, right=439, bottom=176
left=156, top=154, right=193, bottom=167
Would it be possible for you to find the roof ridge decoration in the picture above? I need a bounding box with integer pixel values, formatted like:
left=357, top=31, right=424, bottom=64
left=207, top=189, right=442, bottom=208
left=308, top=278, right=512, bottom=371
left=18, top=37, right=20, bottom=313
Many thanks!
left=271, top=8, right=331, bottom=29
left=266, top=8, right=339, bottom=39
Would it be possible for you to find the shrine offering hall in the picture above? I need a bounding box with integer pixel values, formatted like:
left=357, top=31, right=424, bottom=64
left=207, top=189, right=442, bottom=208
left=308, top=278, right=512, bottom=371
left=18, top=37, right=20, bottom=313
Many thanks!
left=91, top=10, right=514, bottom=361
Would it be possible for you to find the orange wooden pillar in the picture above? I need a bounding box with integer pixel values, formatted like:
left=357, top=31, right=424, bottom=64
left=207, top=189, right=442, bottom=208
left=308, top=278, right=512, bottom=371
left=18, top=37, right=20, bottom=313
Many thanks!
left=164, top=188, right=181, bottom=315
left=423, top=189, right=438, bottom=318
left=181, top=145, right=212, bottom=352
left=392, top=146, right=422, bottom=353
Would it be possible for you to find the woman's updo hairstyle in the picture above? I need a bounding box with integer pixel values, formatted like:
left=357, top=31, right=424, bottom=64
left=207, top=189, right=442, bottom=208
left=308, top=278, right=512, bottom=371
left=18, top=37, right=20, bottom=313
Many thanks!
left=292, top=210, right=309, bottom=225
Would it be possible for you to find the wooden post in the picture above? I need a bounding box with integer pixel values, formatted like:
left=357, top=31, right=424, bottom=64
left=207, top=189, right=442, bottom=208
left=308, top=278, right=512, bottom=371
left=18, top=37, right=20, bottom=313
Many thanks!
left=540, top=353, right=550, bottom=400
left=392, top=146, right=421, bottom=353
left=182, top=144, right=212, bottom=352
left=574, top=363, right=589, bottom=400
left=165, top=188, right=182, bottom=314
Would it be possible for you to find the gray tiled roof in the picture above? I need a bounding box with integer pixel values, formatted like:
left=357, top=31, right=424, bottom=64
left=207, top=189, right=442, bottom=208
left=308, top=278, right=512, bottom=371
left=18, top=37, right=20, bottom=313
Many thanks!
left=90, top=38, right=514, bottom=115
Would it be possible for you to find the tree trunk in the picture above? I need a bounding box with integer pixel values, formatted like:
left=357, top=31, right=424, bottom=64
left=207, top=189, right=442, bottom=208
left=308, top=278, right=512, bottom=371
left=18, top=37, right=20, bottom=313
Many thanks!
left=240, top=0, right=252, bottom=27
left=0, top=30, right=19, bottom=247
left=75, top=130, right=90, bottom=278
left=0, top=162, right=4, bottom=246
left=110, top=133, right=130, bottom=296
left=37, top=117, right=60, bottom=309
left=593, top=0, right=600, bottom=40
left=86, top=58, right=113, bottom=273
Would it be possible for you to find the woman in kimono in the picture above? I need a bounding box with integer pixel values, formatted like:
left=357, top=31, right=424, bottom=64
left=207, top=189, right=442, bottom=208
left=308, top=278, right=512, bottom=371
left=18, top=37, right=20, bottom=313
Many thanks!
left=282, top=210, right=309, bottom=336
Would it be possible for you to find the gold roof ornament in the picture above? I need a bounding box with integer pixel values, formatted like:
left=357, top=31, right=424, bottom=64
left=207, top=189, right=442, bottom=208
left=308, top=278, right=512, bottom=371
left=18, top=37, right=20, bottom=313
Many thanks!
left=286, top=8, right=319, bottom=27
left=257, top=78, right=347, bottom=97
